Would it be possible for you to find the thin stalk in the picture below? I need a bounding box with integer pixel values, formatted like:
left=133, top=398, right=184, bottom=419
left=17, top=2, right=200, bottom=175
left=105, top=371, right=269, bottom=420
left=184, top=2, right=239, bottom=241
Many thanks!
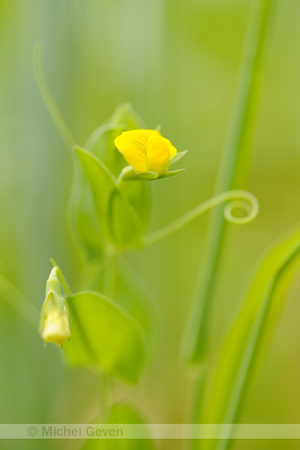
left=0, top=275, right=39, bottom=328
left=143, top=190, right=258, bottom=247
left=182, top=0, right=276, bottom=441
left=33, top=43, right=76, bottom=150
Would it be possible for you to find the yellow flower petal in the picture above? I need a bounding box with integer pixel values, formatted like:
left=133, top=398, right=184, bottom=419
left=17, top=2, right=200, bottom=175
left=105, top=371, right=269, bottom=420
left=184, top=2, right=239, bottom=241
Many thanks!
left=114, top=129, right=160, bottom=172
left=114, top=129, right=177, bottom=175
left=147, top=135, right=170, bottom=175
left=167, top=140, right=177, bottom=158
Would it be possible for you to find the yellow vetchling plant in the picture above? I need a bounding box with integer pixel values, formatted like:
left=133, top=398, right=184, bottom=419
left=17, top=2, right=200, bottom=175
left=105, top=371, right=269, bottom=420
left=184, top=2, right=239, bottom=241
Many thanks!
left=36, top=95, right=258, bottom=411
left=1, top=2, right=300, bottom=449
left=28, top=9, right=300, bottom=445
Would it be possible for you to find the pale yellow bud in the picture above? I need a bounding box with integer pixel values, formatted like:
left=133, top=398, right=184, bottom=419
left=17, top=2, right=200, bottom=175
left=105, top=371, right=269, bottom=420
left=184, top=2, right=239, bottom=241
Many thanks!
left=39, top=268, right=71, bottom=347
left=40, top=293, right=70, bottom=346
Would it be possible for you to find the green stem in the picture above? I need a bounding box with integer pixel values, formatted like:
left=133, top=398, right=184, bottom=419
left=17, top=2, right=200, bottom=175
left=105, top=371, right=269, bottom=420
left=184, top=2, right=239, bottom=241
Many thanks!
left=182, top=0, right=276, bottom=442
left=33, top=43, right=76, bottom=150
left=0, top=275, right=39, bottom=328
left=143, top=190, right=258, bottom=247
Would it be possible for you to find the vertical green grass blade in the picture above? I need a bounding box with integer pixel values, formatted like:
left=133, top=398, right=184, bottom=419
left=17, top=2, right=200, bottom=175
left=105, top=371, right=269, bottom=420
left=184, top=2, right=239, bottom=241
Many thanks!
left=182, top=2, right=277, bottom=441
left=201, top=225, right=300, bottom=450
left=183, top=0, right=277, bottom=367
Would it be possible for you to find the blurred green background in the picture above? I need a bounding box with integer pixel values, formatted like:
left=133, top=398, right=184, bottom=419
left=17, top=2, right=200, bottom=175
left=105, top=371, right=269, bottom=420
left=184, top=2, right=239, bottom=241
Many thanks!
left=0, top=0, right=300, bottom=449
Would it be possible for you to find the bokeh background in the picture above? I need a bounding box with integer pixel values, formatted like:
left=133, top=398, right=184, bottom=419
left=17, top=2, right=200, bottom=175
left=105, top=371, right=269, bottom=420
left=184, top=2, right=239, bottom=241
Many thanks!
left=0, top=0, right=300, bottom=449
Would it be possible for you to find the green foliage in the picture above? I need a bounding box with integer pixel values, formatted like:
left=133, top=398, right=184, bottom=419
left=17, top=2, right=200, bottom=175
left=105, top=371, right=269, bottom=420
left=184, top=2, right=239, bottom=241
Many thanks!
left=72, top=258, right=157, bottom=346
left=120, top=167, right=185, bottom=181
left=75, top=147, right=118, bottom=239
left=200, top=226, right=300, bottom=449
left=107, top=188, right=142, bottom=248
left=69, top=104, right=151, bottom=258
left=169, top=150, right=189, bottom=166
left=82, top=401, right=155, bottom=450
left=109, top=103, right=145, bottom=130
left=64, top=291, right=146, bottom=384
left=120, top=180, right=150, bottom=234
left=69, top=156, right=106, bottom=261
left=184, top=0, right=277, bottom=370
left=116, top=258, right=159, bottom=349
left=85, top=104, right=143, bottom=178
left=157, top=169, right=185, bottom=179
left=85, top=124, right=127, bottom=177
left=3, top=0, right=300, bottom=445
left=75, top=146, right=143, bottom=250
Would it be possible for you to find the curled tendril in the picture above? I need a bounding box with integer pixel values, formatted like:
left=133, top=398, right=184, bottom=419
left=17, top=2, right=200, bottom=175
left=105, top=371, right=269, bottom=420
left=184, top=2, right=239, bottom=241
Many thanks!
left=222, top=190, right=259, bottom=224
left=143, top=189, right=259, bottom=247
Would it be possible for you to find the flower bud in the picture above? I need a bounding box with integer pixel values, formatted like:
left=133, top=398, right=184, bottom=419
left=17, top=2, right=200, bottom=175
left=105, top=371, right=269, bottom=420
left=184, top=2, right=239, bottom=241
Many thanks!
left=39, top=267, right=70, bottom=347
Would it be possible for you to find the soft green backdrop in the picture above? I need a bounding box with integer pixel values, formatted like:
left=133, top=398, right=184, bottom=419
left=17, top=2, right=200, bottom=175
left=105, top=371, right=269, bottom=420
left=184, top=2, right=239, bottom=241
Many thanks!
left=0, top=1, right=299, bottom=449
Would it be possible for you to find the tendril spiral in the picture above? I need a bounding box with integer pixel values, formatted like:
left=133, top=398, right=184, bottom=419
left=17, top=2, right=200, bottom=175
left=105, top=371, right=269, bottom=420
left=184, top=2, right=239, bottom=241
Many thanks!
left=143, top=189, right=259, bottom=246
left=222, top=190, right=259, bottom=224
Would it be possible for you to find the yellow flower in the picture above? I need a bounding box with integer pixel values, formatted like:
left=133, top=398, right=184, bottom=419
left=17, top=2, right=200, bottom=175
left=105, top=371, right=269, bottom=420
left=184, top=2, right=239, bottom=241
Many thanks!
left=114, top=129, right=177, bottom=175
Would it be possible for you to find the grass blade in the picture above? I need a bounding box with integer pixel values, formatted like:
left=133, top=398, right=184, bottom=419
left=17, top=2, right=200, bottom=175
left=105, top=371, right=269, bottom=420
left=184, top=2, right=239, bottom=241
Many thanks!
left=201, top=225, right=300, bottom=450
